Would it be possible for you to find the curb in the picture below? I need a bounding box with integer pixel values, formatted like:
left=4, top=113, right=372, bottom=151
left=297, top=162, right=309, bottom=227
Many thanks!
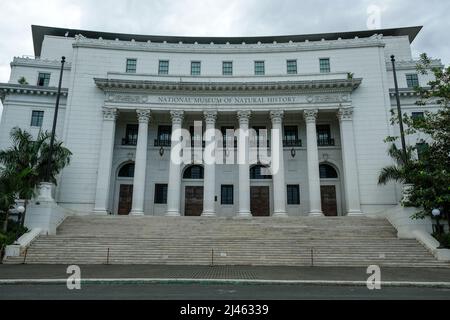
left=1, top=278, right=450, bottom=288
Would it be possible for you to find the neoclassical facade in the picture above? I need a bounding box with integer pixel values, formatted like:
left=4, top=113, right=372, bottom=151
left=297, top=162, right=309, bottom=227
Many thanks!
left=0, top=25, right=443, bottom=218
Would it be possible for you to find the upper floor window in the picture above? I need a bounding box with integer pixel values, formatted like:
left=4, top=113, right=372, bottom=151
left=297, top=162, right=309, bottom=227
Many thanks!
left=283, top=126, right=300, bottom=146
left=159, top=60, right=169, bottom=75
left=118, top=163, right=135, bottom=178
left=406, top=74, right=419, bottom=88
left=319, top=164, right=338, bottom=179
left=30, top=110, right=44, bottom=127
left=254, top=61, right=265, bottom=75
left=223, top=61, right=233, bottom=75
left=319, top=58, right=331, bottom=73
left=287, top=60, right=298, bottom=74
left=317, top=125, right=334, bottom=146
left=155, top=125, right=172, bottom=146
left=416, top=142, right=429, bottom=161
left=183, top=165, right=204, bottom=179
left=123, top=124, right=138, bottom=146
left=37, top=73, right=51, bottom=86
left=191, top=61, right=201, bottom=76
left=126, top=59, right=137, bottom=73
left=412, top=112, right=425, bottom=122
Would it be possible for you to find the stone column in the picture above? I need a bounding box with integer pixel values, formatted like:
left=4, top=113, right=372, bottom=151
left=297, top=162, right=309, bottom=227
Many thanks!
left=338, top=107, right=363, bottom=216
left=304, top=109, right=323, bottom=216
left=202, top=111, right=218, bottom=217
left=166, top=110, right=184, bottom=216
left=270, top=111, right=288, bottom=217
left=130, top=109, right=151, bottom=216
left=93, top=107, right=118, bottom=215
left=237, top=110, right=252, bottom=217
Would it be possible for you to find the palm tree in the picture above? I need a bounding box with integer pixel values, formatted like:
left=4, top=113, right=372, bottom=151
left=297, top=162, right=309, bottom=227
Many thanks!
left=0, top=127, right=72, bottom=227
left=378, top=143, right=416, bottom=185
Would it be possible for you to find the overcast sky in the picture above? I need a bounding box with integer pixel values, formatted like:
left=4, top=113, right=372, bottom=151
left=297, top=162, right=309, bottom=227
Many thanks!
left=1, top=0, right=449, bottom=117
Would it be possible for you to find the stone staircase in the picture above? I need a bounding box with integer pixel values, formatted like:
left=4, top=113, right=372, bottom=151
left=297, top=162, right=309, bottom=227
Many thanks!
left=4, top=216, right=449, bottom=267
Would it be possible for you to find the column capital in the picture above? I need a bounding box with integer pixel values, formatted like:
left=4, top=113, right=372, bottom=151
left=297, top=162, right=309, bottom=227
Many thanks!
left=337, top=107, right=354, bottom=122
left=136, top=109, right=151, bottom=123
left=102, top=107, right=118, bottom=121
left=270, top=110, right=284, bottom=124
left=204, top=110, right=218, bottom=125
left=303, top=109, right=318, bottom=123
left=170, top=110, right=184, bottom=125
left=237, top=110, right=251, bottom=124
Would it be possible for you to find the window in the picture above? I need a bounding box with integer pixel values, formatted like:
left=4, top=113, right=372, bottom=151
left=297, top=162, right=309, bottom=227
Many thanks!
left=223, top=61, right=233, bottom=75
left=319, top=164, right=338, bottom=179
left=287, top=60, right=298, bottom=74
left=254, top=61, right=265, bottom=75
left=250, top=165, right=272, bottom=180
left=191, top=61, right=201, bottom=76
left=221, top=185, right=234, bottom=205
left=319, top=58, right=330, bottom=73
left=221, top=126, right=235, bottom=146
left=126, top=59, right=137, bottom=73
left=416, top=142, right=429, bottom=161
left=154, top=184, right=168, bottom=204
left=284, top=126, right=299, bottom=146
left=118, top=163, right=135, bottom=178
left=287, top=185, right=300, bottom=205
left=183, top=165, right=204, bottom=179
left=37, top=73, right=51, bottom=86
left=412, top=112, right=425, bottom=124
left=158, top=60, right=169, bottom=75
left=123, top=124, right=138, bottom=146
left=317, top=125, right=334, bottom=146
left=406, top=74, right=419, bottom=88
left=30, top=110, right=44, bottom=127
left=157, top=125, right=172, bottom=145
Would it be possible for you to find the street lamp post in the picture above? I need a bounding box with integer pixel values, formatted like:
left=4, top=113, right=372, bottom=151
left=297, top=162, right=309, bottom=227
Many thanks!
left=45, top=56, right=66, bottom=183
left=391, top=55, right=408, bottom=162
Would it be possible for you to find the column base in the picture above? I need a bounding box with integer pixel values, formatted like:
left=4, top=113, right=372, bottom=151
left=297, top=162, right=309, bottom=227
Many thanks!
left=166, top=211, right=181, bottom=217
left=273, top=211, right=289, bottom=218
left=92, top=209, right=109, bottom=215
left=347, top=210, right=365, bottom=217
left=130, top=210, right=145, bottom=216
left=202, top=211, right=217, bottom=217
left=237, top=211, right=252, bottom=219
left=308, top=210, right=324, bottom=217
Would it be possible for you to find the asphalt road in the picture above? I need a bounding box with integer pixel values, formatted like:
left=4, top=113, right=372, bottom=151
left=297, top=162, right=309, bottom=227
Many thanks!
left=1, top=283, right=450, bottom=300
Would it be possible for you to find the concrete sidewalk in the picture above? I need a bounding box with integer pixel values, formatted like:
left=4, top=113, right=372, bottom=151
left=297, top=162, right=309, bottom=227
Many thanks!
left=1, top=265, right=450, bottom=287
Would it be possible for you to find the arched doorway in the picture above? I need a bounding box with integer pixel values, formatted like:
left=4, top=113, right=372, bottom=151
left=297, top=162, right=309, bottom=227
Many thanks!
left=115, top=162, right=135, bottom=215
left=182, top=165, right=204, bottom=216
left=250, top=165, right=272, bottom=217
left=319, top=163, right=341, bottom=217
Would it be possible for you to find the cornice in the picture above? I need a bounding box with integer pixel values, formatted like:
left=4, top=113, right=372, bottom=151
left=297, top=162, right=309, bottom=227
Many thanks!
left=0, top=83, right=69, bottom=101
left=389, top=88, right=422, bottom=97
left=386, top=59, right=443, bottom=71
left=11, top=57, right=72, bottom=70
left=73, top=34, right=385, bottom=54
left=94, top=78, right=362, bottom=94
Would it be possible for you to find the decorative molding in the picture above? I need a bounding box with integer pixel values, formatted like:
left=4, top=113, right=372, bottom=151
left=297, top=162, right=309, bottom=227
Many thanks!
left=386, top=59, right=443, bottom=71
left=107, top=93, right=149, bottom=104
left=170, top=110, right=184, bottom=125
left=0, top=83, right=69, bottom=100
left=11, top=57, right=72, bottom=70
left=237, top=110, right=251, bottom=124
left=136, top=109, right=151, bottom=123
left=204, top=110, right=218, bottom=125
left=102, top=107, right=118, bottom=121
left=270, top=110, right=284, bottom=124
left=306, top=93, right=350, bottom=104
left=74, top=35, right=385, bottom=54
left=337, top=107, right=354, bottom=121
left=96, top=78, right=362, bottom=94
left=389, top=88, right=421, bottom=97
left=303, top=109, right=318, bottom=123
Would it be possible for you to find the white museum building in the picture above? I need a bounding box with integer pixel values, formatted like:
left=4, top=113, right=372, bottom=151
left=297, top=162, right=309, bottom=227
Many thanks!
left=0, top=25, right=443, bottom=219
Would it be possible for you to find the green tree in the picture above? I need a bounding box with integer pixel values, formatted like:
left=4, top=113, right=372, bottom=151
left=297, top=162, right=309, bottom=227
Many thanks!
left=379, top=53, right=450, bottom=227
left=0, top=127, right=72, bottom=228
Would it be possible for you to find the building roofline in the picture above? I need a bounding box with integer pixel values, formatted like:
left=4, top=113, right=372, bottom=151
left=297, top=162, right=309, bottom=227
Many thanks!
left=32, top=25, right=423, bottom=57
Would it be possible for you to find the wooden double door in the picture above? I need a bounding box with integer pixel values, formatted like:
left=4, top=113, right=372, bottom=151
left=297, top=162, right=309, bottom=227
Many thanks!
left=185, top=186, right=204, bottom=216
left=250, top=186, right=270, bottom=217
left=118, top=184, right=133, bottom=215
left=321, top=185, right=338, bottom=217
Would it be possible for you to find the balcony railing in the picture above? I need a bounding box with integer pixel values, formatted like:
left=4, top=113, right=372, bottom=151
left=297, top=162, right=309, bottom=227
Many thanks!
left=283, top=139, right=302, bottom=147
left=317, top=138, right=335, bottom=147
left=154, top=139, right=171, bottom=147
left=122, top=137, right=137, bottom=146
